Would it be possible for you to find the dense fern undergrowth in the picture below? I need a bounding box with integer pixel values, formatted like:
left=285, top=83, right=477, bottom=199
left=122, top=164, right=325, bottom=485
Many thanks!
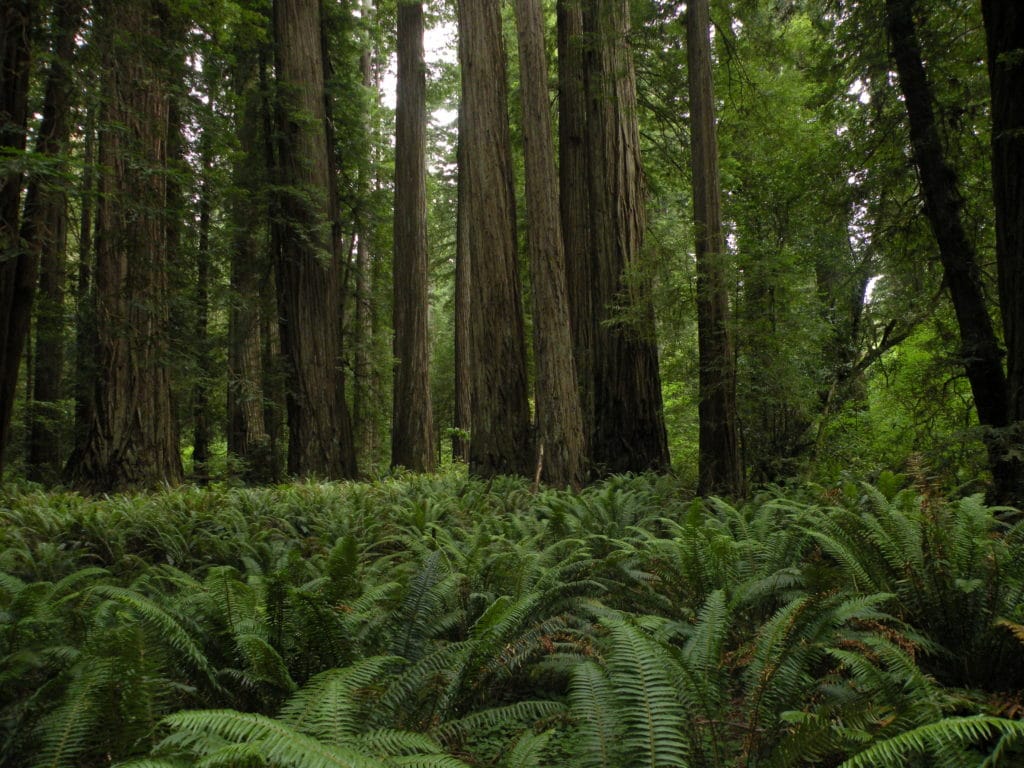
left=2, top=472, right=1024, bottom=767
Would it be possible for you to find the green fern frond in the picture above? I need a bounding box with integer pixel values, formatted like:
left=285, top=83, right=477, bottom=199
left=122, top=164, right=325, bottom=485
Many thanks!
left=504, top=729, right=553, bottom=768
left=838, top=715, right=1024, bottom=768
left=568, top=660, right=621, bottom=768
left=31, top=657, right=118, bottom=768
left=432, top=701, right=566, bottom=745
left=161, top=709, right=388, bottom=768
left=605, top=620, right=688, bottom=768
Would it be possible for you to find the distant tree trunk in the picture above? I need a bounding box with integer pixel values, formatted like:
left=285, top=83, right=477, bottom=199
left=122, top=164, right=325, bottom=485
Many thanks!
left=273, top=0, right=357, bottom=478
left=22, top=0, right=84, bottom=483
left=66, top=0, right=184, bottom=491
left=457, top=0, right=532, bottom=478
left=354, top=0, right=380, bottom=466
left=453, top=113, right=471, bottom=463
left=981, top=0, right=1024, bottom=505
left=392, top=1, right=436, bottom=473
left=227, top=54, right=272, bottom=482
left=192, top=150, right=213, bottom=482
left=583, top=0, right=669, bottom=475
left=72, top=106, right=97, bottom=459
left=515, top=0, right=586, bottom=488
left=0, top=0, right=36, bottom=474
left=886, top=0, right=1016, bottom=498
left=557, top=0, right=595, bottom=452
left=687, top=0, right=743, bottom=496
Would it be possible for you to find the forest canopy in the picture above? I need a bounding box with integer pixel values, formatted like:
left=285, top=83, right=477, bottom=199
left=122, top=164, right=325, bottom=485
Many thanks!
left=0, top=0, right=1022, bottom=502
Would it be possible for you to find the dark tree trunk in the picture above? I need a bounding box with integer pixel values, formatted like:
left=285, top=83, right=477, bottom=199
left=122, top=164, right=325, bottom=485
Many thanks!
left=687, top=0, right=744, bottom=496
left=515, top=0, right=587, bottom=488
left=66, top=0, right=184, bottom=491
left=0, top=0, right=36, bottom=473
left=392, top=1, right=436, bottom=473
left=72, top=106, right=96, bottom=461
left=982, top=0, right=1024, bottom=505
left=227, top=52, right=272, bottom=482
left=557, top=0, right=595, bottom=450
left=354, top=0, right=380, bottom=466
left=273, top=0, right=357, bottom=479
left=458, top=0, right=532, bottom=478
left=453, top=112, right=471, bottom=464
left=886, top=0, right=1015, bottom=497
left=22, top=0, right=84, bottom=483
left=583, top=0, right=669, bottom=475
left=192, top=152, right=213, bottom=483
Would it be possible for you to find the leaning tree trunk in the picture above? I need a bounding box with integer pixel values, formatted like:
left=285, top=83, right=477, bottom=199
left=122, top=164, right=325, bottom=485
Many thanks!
left=687, top=0, right=744, bottom=497
left=886, top=0, right=1016, bottom=499
left=557, top=0, right=595, bottom=450
left=457, top=0, right=532, bottom=478
left=391, top=1, right=436, bottom=473
left=66, top=0, right=184, bottom=491
left=273, top=0, right=357, bottom=479
left=584, top=0, right=669, bottom=475
left=982, top=0, right=1024, bottom=506
left=23, top=0, right=85, bottom=483
left=515, top=0, right=587, bottom=488
left=0, top=0, right=36, bottom=473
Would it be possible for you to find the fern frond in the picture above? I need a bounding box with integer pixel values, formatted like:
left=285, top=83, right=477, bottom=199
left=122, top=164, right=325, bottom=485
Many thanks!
left=504, top=729, right=553, bottom=768
left=568, top=660, right=620, bottom=768
left=838, top=715, right=1024, bottom=768
left=432, top=701, right=566, bottom=745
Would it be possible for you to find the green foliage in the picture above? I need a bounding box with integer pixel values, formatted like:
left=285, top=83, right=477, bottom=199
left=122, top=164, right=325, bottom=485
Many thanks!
left=2, top=474, right=1022, bottom=767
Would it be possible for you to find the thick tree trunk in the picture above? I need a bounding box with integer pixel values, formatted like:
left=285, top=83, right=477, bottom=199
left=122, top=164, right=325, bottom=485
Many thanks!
left=66, top=0, right=184, bottom=491
left=886, top=0, right=1015, bottom=498
left=687, top=0, right=744, bottom=496
left=0, top=0, right=36, bottom=473
left=557, top=0, right=595, bottom=450
left=192, top=152, right=213, bottom=483
left=515, top=0, right=587, bottom=488
left=72, top=107, right=96, bottom=463
left=391, top=1, right=436, bottom=473
left=583, top=0, right=669, bottom=475
left=458, top=0, right=532, bottom=478
left=453, top=113, right=471, bottom=464
left=227, top=54, right=272, bottom=482
left=273, top=0, right=357, bottom=479
left=22, top=0, right=84, bottom=482
left=982, top=0, right=1024, bottom=505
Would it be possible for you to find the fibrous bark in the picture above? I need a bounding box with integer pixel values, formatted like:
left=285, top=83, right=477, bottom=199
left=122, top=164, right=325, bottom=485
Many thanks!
left=687, top=0, right=744, bottom=496
left=515, top=0, right=587, bottom=488
left=458, top=0, right=532, bottom=477
left=392, top=1, right=436, bottom=472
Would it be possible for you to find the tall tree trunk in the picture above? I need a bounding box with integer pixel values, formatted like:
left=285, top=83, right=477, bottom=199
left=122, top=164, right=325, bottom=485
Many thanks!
left=192, top=151, right=213, bottom=483
left=72, top=105, right=96, bottom=461
left=687, top=0, right=743, bottom=496
left=227, top=52, right=272, bottom=482
left=0, top=0, right=36, bottom=474
left=453, top=111, right=471, bottom=464
left=886, top=0, right=1015, bottom=497
left=982, top=0, right=1024, bottom=505
left=66, top=0, right=184, bottom=491
left=583, top=0, right=669, bottom=475
left=557, top=0, right=595, bottom=453
left=354, top=0, right=380, bottom=466
left=23, top=0, right=84, bottom=483
left=273, top=0, right=357, bottom=479
left=515, top=0, right=586, bottom=488
left=392, top=1, right=436, bottom=472
left=457, top=0, right=532, bottom=478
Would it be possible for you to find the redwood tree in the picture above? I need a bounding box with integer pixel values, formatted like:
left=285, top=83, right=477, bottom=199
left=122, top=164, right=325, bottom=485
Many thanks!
left=982, top=0, right=1024, bottom=505
left=273, top=0, right=357, bottom=478
left=66, top=0, right=184, bottom=490
left=0, top=0, right=36, bottom=474
left=688, top=0, right=744, bottom=496
left=392, top=0, right=435, bottom=472
left=457, top=0, right=532, bottom=477
left=583, top=0, right=669, bottom=475
left=515, top=0, right=587, bottom=487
